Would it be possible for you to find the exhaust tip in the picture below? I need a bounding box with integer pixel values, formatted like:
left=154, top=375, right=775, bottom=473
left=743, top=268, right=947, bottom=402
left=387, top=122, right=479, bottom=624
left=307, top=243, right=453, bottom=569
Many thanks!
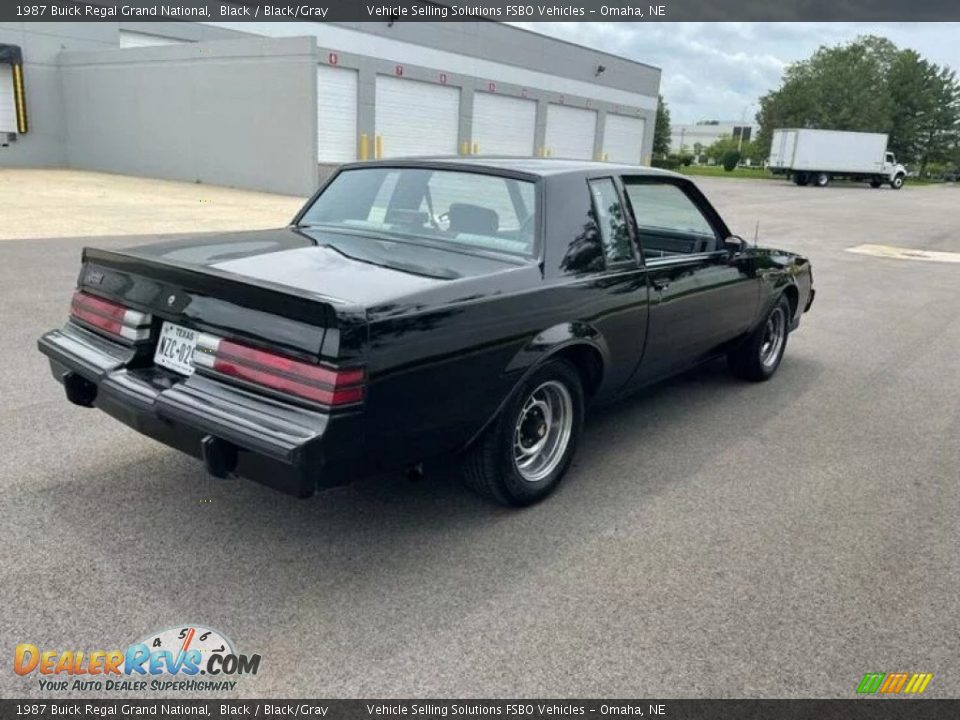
left=64, top=372, right=97, bottom=407
left=201, top=435, right=238, bottom=479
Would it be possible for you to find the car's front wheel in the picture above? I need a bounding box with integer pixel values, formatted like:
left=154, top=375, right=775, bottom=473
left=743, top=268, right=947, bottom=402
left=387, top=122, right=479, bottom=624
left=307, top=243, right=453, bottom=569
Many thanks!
left=890, top=174, right=905, bottom=190
left=462, top=359, right=584, bottom=506
left=728, top=295, right=791, bottom=382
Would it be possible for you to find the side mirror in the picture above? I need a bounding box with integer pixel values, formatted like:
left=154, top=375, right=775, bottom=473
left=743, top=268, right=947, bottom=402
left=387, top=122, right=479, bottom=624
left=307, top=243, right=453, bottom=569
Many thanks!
left=723, top=235, right=749, bottom=255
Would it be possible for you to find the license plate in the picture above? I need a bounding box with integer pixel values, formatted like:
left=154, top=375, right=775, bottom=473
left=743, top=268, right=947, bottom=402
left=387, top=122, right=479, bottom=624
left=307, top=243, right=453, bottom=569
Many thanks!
left=154, top=322, right=198, bottom=376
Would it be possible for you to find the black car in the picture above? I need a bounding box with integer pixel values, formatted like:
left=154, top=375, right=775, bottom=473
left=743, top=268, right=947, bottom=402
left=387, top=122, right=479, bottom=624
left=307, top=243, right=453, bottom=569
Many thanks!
left=39, top=158, right=815, bottom=506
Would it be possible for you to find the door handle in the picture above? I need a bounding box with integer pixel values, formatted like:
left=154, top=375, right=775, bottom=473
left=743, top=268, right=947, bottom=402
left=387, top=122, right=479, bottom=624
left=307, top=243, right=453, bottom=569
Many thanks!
left=651, top=279, right=670, bottom=292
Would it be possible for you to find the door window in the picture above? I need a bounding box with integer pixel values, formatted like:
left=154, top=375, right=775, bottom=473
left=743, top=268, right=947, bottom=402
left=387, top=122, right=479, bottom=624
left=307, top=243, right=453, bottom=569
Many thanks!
left=622, top=180, right=718, bottom=257
left=587, top=178, right=633, bottom=265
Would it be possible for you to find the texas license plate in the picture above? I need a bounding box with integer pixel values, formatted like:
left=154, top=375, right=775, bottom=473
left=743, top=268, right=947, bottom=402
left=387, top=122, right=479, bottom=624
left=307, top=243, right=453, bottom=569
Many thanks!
left=154, top=322, right=198, bottom=376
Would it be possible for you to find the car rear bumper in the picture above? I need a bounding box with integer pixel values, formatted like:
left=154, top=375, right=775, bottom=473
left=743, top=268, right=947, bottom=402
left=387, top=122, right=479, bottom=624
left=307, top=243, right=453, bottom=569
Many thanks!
left=37, top=322, right=362, bottom=498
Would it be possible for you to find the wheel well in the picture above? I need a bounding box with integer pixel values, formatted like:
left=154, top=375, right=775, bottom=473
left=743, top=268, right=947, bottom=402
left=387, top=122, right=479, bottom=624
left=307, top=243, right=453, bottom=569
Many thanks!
left=554, top=344, right=604, bottom=397
left=782, top=285, right=799, bottom=317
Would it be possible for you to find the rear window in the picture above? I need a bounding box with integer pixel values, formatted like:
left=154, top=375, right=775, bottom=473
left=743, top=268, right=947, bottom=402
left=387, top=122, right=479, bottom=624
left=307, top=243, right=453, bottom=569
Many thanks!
left=299, top=167, right=537, bottom=257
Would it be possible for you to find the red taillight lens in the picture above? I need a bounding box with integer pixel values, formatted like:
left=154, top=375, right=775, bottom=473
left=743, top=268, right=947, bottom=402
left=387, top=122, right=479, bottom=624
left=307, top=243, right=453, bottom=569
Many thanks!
left=192, top=334, right=364, bottom=407
left=70, top=291, right=152, bottom=342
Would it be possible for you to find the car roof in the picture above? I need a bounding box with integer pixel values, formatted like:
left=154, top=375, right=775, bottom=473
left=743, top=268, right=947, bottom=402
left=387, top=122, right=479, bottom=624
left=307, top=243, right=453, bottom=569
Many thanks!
left=339, top=156, right=685, bottom=180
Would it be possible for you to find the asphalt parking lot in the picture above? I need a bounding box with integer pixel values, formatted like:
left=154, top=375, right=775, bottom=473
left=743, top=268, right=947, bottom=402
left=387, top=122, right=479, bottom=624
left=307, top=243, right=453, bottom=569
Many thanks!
left=1, top=176, right=957, bottom=699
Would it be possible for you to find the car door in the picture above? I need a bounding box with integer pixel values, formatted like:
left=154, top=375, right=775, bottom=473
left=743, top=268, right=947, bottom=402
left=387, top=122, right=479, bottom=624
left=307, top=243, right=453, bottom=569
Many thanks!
left=620, top=176, right=760, bottom=386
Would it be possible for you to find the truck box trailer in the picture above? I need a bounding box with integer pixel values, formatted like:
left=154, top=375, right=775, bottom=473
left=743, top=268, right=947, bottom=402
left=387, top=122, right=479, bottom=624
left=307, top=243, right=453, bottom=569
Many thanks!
left=769, top=129, right=907, bottom=189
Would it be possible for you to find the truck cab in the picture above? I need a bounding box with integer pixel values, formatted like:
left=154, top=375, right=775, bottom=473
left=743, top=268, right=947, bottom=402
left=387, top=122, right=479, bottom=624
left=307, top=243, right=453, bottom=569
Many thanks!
left=880, top=152, right=907, bottom=188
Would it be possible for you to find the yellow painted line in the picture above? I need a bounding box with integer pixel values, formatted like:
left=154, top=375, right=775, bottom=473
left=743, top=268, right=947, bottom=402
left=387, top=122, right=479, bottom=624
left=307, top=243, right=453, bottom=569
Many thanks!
left=846, top=244, right=960, bottom=264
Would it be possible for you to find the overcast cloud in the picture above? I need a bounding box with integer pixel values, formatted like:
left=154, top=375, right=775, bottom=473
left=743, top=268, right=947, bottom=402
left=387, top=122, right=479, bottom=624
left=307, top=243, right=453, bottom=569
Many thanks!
left=514, top=23, right=960, bottom=124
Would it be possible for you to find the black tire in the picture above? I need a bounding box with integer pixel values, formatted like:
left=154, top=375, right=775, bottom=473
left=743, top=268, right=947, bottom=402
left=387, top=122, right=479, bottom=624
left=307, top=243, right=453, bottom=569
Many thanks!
left=890, top=174, right=905, bottom=190
left=728, top=295, right=791, bottom=382
left=462, top=359, right=584, bottom=506
left=814, top=172, right=830, bottom=187
left=870, top=179, right=882, bottom=188
left=793, top=173, right=809, bottom=187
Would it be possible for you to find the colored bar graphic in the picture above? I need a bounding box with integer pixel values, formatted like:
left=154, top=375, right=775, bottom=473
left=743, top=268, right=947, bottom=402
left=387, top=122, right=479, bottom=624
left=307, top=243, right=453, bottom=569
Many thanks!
left=857, top=672, right=933, bottom=694
left=856, top=673, right=885, bottom=694
left=879, top=672, right=909, bottom=693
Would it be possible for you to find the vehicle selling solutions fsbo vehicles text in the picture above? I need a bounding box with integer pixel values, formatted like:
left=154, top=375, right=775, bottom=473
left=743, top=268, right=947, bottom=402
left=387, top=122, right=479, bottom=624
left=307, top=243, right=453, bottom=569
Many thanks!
left=364, top=5, right=595, bottom=18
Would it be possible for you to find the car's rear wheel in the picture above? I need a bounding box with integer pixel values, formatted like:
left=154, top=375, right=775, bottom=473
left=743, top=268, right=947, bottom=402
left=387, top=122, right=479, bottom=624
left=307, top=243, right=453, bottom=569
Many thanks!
left=814, top=172, right=831, bottom=187
left=793, top=173, right=809, bottom=186
left=870, top=179, right=882, bottom=188
left=462, top=359, right=584, bottom=506
left=728, top=295, right=791, bottom=382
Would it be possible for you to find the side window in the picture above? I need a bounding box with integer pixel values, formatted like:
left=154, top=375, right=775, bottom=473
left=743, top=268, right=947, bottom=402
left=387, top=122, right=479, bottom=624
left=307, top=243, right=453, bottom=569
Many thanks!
left=622, top=180, right=718, bottom=257
left=588, top=178, right=633, bottom=265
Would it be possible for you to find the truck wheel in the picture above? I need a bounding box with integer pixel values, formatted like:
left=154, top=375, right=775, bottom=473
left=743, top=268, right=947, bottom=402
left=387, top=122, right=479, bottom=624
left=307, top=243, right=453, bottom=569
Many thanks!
left=870, top=179, right=882, bottom=188
left=890, top=174, right=905, bottom=190
left=794, top=173, right=809, bottom=186
left=814, top=172, right=831, bottom=187
left=728, top=295, right=791, bottom=382
left=462, top=359, right=584, bottom=506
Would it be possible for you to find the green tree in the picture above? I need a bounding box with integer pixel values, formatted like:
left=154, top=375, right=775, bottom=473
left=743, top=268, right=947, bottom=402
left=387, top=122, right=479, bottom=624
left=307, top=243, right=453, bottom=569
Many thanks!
left=755, top=36, right=898, bottom=155
left=754, top=35, right=960, bottom=170
left=721, top=150, right=741, bottom=172
left=887, top=51, right=960, bottom=173
left=703, top=135, right=740, bottom=163
left=653, top=94, right=671, bottom=158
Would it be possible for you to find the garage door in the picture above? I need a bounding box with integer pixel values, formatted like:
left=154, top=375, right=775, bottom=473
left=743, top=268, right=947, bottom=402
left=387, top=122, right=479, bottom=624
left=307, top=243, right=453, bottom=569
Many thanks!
left=0, top=64, right=15, bottom=133
left=375, top=76, right=459, bottom=158
left=545, top=104, right=597, bottom=160
left=472, top=92, right=536, bottom=156
left=603, top=114, right=645, bottom=164
left=317, top=65, right=358, bottom=163
left=119, top=31, right=181, bottom=48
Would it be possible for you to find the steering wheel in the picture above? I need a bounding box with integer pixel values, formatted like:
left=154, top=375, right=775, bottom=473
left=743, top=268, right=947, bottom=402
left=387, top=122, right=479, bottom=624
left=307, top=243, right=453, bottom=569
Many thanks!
left=434, top=211, right=451, bottom=232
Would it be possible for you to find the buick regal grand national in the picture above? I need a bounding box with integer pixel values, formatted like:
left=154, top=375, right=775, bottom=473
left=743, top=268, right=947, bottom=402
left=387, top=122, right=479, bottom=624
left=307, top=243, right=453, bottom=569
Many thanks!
left=38, top=159, right=815, bottom=506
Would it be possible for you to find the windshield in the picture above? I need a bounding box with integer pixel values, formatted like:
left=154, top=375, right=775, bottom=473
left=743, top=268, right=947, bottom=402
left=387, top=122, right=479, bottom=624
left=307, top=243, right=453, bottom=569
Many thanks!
left=298, top=167, right=537, bottom=257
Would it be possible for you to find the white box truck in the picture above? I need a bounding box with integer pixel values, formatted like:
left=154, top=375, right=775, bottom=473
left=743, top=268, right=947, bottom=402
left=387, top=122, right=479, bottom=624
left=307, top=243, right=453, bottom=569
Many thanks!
left=769, top=129, right=907, bottom=189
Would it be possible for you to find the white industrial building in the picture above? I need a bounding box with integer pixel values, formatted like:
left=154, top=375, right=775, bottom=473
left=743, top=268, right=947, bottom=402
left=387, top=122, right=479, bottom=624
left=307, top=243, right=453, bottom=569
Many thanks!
left=670, top=121, right=759, bottom=158
left=0, top=19, right=661, bottom=195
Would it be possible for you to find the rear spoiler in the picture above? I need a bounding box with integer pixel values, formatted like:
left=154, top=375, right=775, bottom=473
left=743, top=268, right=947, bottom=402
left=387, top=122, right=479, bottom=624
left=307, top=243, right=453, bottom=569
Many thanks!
left=80, top=247, right=363, bottom=360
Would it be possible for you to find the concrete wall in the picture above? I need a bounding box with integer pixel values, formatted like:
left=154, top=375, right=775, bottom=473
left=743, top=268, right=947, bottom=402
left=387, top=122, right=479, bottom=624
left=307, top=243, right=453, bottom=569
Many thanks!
left=58, top=36, right=318, bottom=196
left=214, top=20, right=660, bottom=165
left=0, top=22, right=252, bottom=168
left=1, top=21, right=661, bottom=193
left=335, top=20, right=661, bottom=99
left=0, top=23, right=114, bottom=166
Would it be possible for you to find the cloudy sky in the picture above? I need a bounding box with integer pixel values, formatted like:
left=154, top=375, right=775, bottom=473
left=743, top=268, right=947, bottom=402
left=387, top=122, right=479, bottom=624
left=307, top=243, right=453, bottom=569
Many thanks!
left=516, top=23, right=960, bottom=124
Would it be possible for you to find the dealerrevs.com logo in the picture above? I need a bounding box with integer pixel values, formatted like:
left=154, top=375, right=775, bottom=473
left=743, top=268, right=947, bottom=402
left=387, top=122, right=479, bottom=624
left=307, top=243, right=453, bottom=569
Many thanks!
left=14, top=625, right=261, bottom=692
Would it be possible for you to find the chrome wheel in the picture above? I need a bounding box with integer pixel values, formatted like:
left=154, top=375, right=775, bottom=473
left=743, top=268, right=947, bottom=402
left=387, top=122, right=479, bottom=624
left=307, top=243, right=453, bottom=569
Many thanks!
left=513, top=380, right=573, bottom=483
left=759, top=306, right=786, bottom=368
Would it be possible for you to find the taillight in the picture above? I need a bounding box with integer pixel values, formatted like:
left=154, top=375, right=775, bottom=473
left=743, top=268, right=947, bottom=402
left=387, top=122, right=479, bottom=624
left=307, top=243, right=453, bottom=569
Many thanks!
left=70, top=291, right=152, bottom=342
left=192, top=333, right=364, bottom=407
